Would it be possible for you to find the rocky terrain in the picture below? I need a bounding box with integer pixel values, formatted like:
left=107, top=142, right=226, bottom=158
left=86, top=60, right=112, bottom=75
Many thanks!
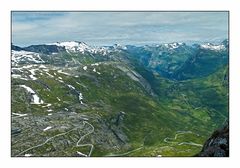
left=11, top=40, right=229, bottom=157
left=196, top=121, right=229, bottom=157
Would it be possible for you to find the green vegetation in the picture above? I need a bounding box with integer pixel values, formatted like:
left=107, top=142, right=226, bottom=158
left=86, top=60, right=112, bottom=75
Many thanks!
left=11, top=42, right=228, bottom=157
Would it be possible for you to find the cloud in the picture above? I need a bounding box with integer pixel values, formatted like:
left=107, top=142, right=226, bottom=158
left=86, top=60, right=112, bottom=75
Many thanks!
left=12, top=22, right=36, bottom=32
left=12, top=11, right=228, bottom=46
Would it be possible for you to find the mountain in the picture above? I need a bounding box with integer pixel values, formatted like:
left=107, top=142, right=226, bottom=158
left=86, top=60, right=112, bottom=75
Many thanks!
left=196, top=121, right=229, bottom=157
left=172, top=41, right=228, bottom=80
left=23, top=44, right=66, bottom=55
left=11, top=40, right=229, bottom=157
left=11, top=44, right=23, bottom=51
left=124, top=41, right=228, bottom=80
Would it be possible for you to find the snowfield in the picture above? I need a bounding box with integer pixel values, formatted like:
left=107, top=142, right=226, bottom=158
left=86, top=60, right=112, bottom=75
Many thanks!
left=83, top=66, right=87, bottom=71
left=200, top=43, right=226, bottom=51
left=20, top=85, right=44, bottom=104
left=48, top=41, right=109, bottom=55
left=12, top=50, right=45, bottom=64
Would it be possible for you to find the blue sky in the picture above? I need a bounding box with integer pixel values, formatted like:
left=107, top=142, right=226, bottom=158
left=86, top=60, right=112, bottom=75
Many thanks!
left=12, top=12, right=228, bottom=47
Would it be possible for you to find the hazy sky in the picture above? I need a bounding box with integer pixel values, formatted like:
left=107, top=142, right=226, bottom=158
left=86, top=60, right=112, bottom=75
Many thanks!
left=12, top=12, right=228, bottom=47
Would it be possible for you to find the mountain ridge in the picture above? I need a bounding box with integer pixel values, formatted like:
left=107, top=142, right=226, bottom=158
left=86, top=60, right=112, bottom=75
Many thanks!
left=11, top=39, right=228, bottom=81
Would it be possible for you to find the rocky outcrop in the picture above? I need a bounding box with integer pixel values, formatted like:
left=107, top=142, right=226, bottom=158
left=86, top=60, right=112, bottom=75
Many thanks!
left=196, top=122, right=229, bottom=157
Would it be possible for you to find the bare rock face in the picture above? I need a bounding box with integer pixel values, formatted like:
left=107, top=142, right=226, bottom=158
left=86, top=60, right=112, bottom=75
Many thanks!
left=196, top=122, right=229, bottom=157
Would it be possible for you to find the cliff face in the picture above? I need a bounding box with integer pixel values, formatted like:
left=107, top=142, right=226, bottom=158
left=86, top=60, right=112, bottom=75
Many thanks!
left=196, top=122, right=229, bottom=157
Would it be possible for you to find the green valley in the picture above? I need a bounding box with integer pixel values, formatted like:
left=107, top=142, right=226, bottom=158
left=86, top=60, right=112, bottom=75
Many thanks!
left=11, top=41, right=229, bottom=157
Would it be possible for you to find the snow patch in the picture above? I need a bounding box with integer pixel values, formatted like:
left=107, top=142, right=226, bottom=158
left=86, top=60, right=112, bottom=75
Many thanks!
left=21, top=65, right=33, bottom=69
left=200, top=43, right=226, bottom=51
left=43, top=103, right=52, bottom=108
left=79, top=93, right=84, bottom=104
left=24, top=154, right=32, bottom=157
left=92, top=67, right=101, bottom=74
left=43, top=126, right=52, bottom=131
left=12, top=113, right=28, bottom=117
left=83, top=66, right=87, bottom=71
left=39, top=65, right=47, bottom=69
left=113, top=44, right=127, bottom=50
left=52, top=41, right=90, bottom=53
left=20, top=85, right=44, bottom=104
left=29, top=69, right=38, bottom=80
left=50, top=41, right=109, bottom=55
left=67, top=84, right=75, bottom=90
left=12, top=74, right=28, bottom=80
left=91, top=63, right=100, bottom=66
left=12, top=50, right=44, bottom=64
left=164, top=42, right=183, bottom=49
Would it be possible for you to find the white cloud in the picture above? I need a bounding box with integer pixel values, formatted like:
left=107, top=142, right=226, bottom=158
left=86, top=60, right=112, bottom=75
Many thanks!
left=12, top=22, right=37, bottom=32
left=12, top=12, right=228, bottom=46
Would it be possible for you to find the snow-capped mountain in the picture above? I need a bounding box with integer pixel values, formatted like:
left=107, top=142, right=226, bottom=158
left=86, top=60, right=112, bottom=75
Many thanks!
left=11, top=40, right=228, bottom=80
left=163, top=42, right=186, bottom=50
left=112, top=43, right=128, bottom=50
left=200, top=43, right=226, bottom=51
left=11, top=50, right=45, bottom=65
left=51, top=41, right=91, bottom=53
left=48, top=41, right=109, bottom=55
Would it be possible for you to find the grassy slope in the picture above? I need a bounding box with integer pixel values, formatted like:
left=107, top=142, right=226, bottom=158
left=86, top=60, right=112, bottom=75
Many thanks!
left=11, top=59, right=228, bottom=156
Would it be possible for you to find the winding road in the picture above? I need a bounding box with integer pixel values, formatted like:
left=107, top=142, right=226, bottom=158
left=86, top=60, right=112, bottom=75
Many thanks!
left=105, top=146, right=144, bottom=157
left=16, top=128, right=76, bottom=156
left=16, top=120, right=95, bottom=157
left=76, top=121, right=95, bottom=157
left=164, top=131, right=203, bottom=147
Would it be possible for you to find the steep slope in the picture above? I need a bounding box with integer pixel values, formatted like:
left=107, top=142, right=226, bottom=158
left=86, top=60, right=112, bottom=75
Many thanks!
left=11, top=41, right=229, bottom=157
left=196, top=121, right=229, bottom=157
left=124, top=40, right=228, bottom=81
left=172, top=41, right=228, bottom=80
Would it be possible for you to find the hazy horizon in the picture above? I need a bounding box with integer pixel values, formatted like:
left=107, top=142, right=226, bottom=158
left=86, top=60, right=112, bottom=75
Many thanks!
left=12, top=39, right=228, bottom=48
left=12, top=11, right=228, bottom=47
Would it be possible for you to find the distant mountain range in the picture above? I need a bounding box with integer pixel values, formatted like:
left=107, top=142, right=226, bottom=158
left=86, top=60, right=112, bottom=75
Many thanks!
left=11, top=40, right=229, bottom=157
left=12, top=40, right=228, bottom=80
